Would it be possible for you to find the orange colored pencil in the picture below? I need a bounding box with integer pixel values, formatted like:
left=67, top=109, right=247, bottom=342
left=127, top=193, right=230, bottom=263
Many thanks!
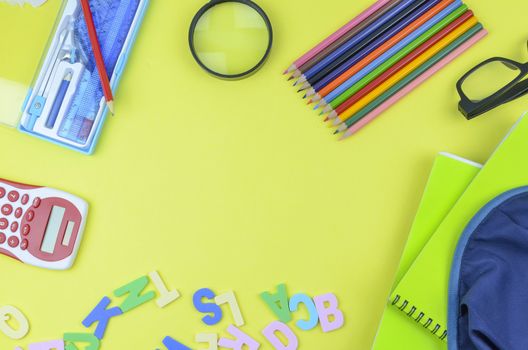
left=315, top=0, right=455, bottom=100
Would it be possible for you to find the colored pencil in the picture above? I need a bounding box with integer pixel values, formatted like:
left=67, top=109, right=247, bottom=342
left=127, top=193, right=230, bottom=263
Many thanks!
left=336, top=23, right=482, bottom=130
left=284, top=0, right=393, bottom=75
left=329, top=10, right=474, bottom=122
left=340, top=28, right=487, bottom=139
left=305, top=0, right=442, bottom=94
left=322, top=7, right=471, bottom=115
left=297, top=0, right=418, bottom=84
left=306, top=0, right=459, bottom=97
left=303, top=0, right=437, bottom=87
left=332, top=16, right=478, bottom=125
left=291, top=0, right=403, bottom=79
left=80, top=0, right=114, bottom=114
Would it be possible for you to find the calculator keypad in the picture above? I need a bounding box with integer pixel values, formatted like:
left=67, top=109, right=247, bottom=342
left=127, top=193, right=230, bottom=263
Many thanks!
left=0, top=186, right=34, bottom=253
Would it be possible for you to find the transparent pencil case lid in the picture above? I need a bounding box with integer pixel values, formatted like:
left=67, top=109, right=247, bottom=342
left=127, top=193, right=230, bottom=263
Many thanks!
left=0, top=0, right=149, bottom=154
left=0, top=1, right=60, bottom=128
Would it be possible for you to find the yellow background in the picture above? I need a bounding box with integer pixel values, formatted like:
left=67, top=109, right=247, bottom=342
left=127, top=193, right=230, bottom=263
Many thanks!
left=0, top=0, right=527, bottom=349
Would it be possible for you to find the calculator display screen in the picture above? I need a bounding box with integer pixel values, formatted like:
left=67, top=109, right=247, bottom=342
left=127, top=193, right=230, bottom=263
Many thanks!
left=41, top=206, right=66, bottom=254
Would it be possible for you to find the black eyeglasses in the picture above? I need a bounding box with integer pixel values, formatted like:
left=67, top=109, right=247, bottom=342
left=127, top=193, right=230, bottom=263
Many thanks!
left=457, top=41, right=528, bottom=120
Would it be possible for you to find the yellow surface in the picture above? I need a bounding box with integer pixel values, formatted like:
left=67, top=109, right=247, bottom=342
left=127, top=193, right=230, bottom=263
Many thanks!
left=0, top=0, right=527, bottom=349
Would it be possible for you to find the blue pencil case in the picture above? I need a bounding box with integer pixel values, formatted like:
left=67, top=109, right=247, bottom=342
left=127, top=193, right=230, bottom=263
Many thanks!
left=14, top=0, right=149, bottom=154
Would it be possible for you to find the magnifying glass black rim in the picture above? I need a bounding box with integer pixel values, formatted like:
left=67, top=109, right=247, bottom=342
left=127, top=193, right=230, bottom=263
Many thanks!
left=189, top=0, right=273, bottom=80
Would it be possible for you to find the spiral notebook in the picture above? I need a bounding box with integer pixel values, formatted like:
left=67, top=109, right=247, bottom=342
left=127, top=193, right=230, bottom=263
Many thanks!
left=372, top=152, right=481, bottom=350
left=389, top=112, right=528, bottom=343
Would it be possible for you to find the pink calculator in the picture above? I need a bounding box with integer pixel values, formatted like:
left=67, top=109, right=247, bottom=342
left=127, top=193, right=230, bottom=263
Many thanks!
left=0, top=178, right=88, bottom=270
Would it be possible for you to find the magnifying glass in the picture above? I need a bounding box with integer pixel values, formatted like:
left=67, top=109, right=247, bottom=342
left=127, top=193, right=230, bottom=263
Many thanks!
left=189, top=0, right=273, bottom=79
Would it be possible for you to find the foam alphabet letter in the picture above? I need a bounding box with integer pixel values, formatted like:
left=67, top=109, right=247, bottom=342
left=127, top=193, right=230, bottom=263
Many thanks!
left=162, top=336, right=191, bottom=350
left=28, top=340, right=65, bottom=350
left=262, top=321, right=299, bottom=350
left=218, top=325, right=260, bottom=350
left=113, top=275, right=156, bottom=312
left=0, top=305, right=29, bottom=339
left=81, top=296, right=123, bottom=339
left=313, top=293, right=344, bottom=333
left=148, top=271, right=180, bottom=308
left=289, top=294, right=319, bottom=331
left=260, top=284, right=292, bottom=323
left=193, top=288, right=222, bottom=325
left=63, top=333, right=100, bottom=350
left=214, top=291, right=244, bottom=327
left=195, top=333, right=218, bottom=350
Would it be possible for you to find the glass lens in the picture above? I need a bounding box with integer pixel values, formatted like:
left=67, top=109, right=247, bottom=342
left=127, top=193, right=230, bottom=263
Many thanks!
left=192, top=2, right=270, bottom=76
left=461, top=60, right=521, bottom=101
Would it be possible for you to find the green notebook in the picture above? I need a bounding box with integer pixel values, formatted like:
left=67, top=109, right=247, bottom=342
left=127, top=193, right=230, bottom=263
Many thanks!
left=390, top=113, right=528, bottom=343
left=372, top=153, right=481, bottom=350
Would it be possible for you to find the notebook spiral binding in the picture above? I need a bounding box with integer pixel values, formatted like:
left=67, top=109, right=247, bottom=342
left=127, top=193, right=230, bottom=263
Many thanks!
left=391, top=294, right=448, bottom=341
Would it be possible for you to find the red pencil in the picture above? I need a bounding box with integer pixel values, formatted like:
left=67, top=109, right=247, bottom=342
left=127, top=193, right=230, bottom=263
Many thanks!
left=80, top=0, right=115, bottom=114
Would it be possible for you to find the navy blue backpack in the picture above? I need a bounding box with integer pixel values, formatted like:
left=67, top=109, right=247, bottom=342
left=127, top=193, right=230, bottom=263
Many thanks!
left=449, top=187, right=528, bottom=350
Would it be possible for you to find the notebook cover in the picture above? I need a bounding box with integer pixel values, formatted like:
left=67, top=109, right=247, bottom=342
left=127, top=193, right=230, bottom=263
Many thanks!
left=372, top=152, right=481, bottom=350
left=390, top=113, right=528, bottom=342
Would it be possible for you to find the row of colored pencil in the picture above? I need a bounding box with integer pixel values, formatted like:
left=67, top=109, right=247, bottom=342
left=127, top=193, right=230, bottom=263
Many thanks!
left=284, top=0, right=487, bottom=139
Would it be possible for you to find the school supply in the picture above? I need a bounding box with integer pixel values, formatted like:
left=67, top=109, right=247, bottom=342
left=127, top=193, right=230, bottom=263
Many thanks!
left=284, top=0, right=392, bottom=76
left=323, top=7, right=474, bottom=115
left=457, top=41, right=528, bottom=119
left=333, top=24, right=486, bottom=132
left=0, top=177, right=88, bottom=270
left=340, top=30, right=486, bottom=139
left=0, top=0, right=149, bottom=154
left=189, top=0, right=273, bottom=79
left=330, top=13, right=479, bottom=124
left=79, top=0, right=114, bottom=114
left=372, top=152, right=481, bottom=349
left=290, top=0, right=401, bottom=80
left=285, top=0, right=486, bottom=137
left=391, top=113, right=528, bottom=343
left=448, top=187, right=528, bottom=350
left=306, top=0, right=462, bottom=97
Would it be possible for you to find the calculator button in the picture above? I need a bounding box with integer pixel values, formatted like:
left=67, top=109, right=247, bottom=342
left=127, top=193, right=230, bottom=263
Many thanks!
left=25, top=210, right=35, bottom=222
left=20, top=239, right=28, bottom=250
left=7, top=191, right=19, bottom=202
left=1, top=204, right=13, bottom=216
left=33, top=197, right=41, bottom=208
left=14, top=207, right=23, bottom=219
left=10, top=222, right=18, bottom=233
left=0, top=188, right=5, bottom=199
left=7, top=236, right=19, bottom=248
left=0, top=233, right=5, bottom=244
left=21, top=194, right=29, bottom=205
left=0, top=219, right=7, bottom=230
left=22, top=225, right=30, bottom=236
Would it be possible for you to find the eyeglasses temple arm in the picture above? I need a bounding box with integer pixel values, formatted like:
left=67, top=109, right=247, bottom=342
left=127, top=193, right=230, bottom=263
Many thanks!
left=500, top=79, right=528, bottom=105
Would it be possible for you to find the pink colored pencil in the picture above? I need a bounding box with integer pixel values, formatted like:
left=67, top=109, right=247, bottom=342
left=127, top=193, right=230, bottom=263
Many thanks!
left=284, top=0, right=392, bottom=74
left=340, top=29, right=488, bottom=140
